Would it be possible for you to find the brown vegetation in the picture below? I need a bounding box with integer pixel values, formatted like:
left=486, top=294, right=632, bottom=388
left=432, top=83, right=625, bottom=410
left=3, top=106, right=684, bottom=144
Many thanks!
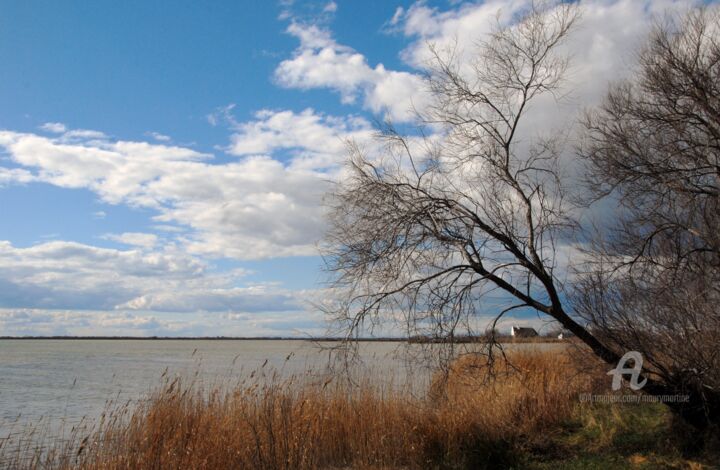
left=2, top=349, right=715, bottom=469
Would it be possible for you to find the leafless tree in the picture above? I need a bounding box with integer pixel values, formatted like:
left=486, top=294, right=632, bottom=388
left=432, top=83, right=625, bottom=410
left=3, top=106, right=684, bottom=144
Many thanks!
left=325, top=1, right=720, bottom=430
left=576, top=7, right=720, bottom=429
left=324, top=5, right=614, bottom=366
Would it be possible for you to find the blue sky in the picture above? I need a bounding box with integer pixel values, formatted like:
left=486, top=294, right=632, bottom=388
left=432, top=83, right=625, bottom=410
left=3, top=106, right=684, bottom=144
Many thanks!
left=0, top=0, right=708, bottom=336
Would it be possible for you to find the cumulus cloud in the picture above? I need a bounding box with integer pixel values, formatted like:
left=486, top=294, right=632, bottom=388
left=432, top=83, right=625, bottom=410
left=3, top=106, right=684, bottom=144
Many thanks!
left=227, top=108, right=373, bottom=170
left=0, top=240, right=310, bottom=315
left=275, top=23, right=428, bottom=122
left=276, top=0, right=701, bottom=131
left=0, top=111, right=368, bottom=259
left=0, top=240, right=199, bottom=310
left=0, top=108, right=375, bottom=260
left=395, top=0, right=699, bottom=131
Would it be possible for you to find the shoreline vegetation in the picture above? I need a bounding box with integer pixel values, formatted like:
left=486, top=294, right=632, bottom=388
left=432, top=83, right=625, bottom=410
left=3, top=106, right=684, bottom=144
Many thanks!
left=1, top=348, right=716, bottom=469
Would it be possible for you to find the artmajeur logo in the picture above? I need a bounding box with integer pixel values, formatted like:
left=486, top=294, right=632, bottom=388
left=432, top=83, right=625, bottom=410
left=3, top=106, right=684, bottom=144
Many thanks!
left=607, top=351, right=648, bottom=391
left=579, top=351, right=690, bottom=404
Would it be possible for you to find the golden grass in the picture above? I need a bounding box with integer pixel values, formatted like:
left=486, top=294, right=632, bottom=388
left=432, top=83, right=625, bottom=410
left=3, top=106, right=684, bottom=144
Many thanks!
left=1, top=349, right=712, bottom=469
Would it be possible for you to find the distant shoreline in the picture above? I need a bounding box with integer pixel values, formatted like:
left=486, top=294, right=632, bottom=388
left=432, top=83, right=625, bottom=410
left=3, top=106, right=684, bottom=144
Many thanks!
left=0, top=335, right=570, bottom=343
left=0, top=336, right=398, bottom=341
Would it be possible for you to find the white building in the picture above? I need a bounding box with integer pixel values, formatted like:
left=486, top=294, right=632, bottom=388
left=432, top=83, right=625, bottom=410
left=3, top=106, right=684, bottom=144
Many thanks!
left=510, top=325, right=539, bottom=338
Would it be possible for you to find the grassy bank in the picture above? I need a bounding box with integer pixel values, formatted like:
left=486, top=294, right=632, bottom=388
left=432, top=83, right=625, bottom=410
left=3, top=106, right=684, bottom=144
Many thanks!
left=1, top=350, right=717, bottom=469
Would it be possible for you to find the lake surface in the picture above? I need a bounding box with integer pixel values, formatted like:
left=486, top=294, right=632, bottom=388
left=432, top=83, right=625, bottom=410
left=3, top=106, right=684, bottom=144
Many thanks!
left=0, top=339, right=564, bottom=441
left=0, top=339, right=419, bottom=438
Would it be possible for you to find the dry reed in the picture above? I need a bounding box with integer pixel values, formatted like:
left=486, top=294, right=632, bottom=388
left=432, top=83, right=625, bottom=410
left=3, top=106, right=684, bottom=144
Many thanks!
left=0, top=349, right=612, bottom=469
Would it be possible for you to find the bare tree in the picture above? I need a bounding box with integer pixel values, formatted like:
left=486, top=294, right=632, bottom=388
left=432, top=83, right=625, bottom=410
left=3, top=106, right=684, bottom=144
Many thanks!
left=325, top=1, right=720, bottom=431
left=577, top=7, right=720, bottom=429
left=324, top=5, right=616, bottom=365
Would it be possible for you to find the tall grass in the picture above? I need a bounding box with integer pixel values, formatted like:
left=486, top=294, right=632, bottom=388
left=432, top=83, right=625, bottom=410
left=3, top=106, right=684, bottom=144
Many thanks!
left=0, top=349, right=705, bottom=469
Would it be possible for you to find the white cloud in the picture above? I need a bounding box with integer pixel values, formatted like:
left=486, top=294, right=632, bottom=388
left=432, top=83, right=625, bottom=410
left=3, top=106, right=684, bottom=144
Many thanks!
left=60, top=129, right=108, bottom=141
left=389, top=7, right=404, bottom=27
left=147, top=131, right=172, bottom=142
left=228, top=108, right=373, bottom=170
left=0, top=310, right=160, bottom=336
left=396, top=0, right=700, bottom=120
left=275, top=23, right=428, bottom=122
left=207, top=103, right=236, bottom=127
left=276, top=0, right=701, bottom=129
left=39, top=122, right=67, bottom=133
left=103, top=232, right=159, bottom=249
left=277, top=0, right=338, bottom=26
left=0, top=167, right=36, bottom=186
left=38, top=123, right=107, bottom=140
left=394, top=1, right=520, bottom=65
left=0, top=240, right=200, bottom=310
left=0, top=308, right=327, bottom=337
left=0, top=108, right=371, bottom=259
left=368, top=0, right=705, bottom=188
left=152, top=224, right=186, bottom=233
left=0, top=239, right=312, bottom=316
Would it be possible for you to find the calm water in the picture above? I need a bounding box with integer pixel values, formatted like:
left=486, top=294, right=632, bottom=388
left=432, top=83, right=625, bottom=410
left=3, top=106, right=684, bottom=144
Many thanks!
left=0, top=339, right=417, bottom=438
left=0, top=339, right=564, bottom=442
